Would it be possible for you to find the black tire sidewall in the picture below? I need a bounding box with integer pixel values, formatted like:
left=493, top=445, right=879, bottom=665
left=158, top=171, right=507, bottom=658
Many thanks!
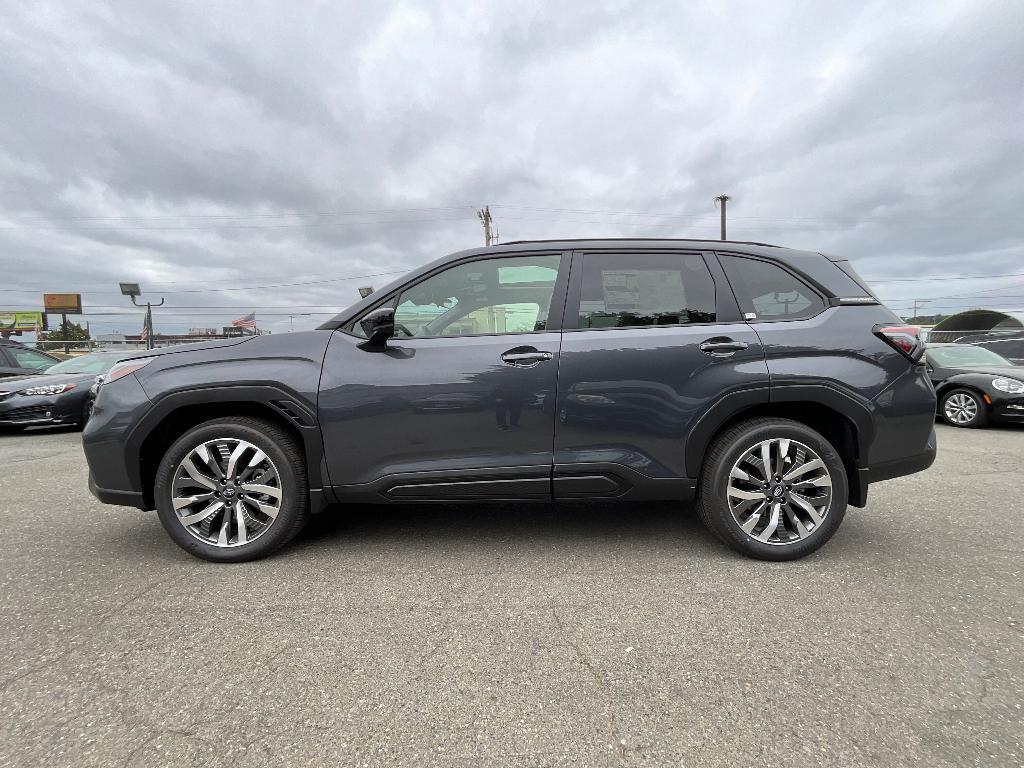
left=153, top=419, right=308, bottom=562
left=940, top=388, right=987, bottom=428
left=700, top=419, right=849, bottom=561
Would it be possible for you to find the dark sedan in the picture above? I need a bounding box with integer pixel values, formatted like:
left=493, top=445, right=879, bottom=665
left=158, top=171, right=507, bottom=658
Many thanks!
left=0, top=351, right=143, bottom=432
left=926, top=344, right=1024, bottom=428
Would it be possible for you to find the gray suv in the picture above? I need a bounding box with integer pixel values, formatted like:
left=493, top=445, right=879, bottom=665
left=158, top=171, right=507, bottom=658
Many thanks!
left=83, top=239, right=937, bottom=562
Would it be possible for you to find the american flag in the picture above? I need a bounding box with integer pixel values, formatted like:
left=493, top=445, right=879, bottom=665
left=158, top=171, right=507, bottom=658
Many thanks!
left=140, top=321, right=149, bottom=342
left=232, top=312, right=257, bottom=331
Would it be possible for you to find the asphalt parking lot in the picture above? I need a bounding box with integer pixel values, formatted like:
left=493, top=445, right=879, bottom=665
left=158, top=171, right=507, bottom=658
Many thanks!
left=0, top=425, right=1021, bottom=767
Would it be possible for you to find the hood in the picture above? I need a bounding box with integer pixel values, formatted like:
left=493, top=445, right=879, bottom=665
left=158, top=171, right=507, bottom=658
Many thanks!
left=945, top=365, right=1024, bottom=379
left=129, top=336, right=254, bottom=360
left=0, top=371, right=98, bottom=394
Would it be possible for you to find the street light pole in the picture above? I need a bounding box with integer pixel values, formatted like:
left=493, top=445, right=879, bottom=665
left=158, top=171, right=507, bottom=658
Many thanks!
left=119, top=283, right=163, bottom=350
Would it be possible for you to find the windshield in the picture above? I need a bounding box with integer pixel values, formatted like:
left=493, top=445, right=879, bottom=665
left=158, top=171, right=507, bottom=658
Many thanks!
left=44, top=354, right=126, bottom=375
left=928, top=346, right=1013, bottom=368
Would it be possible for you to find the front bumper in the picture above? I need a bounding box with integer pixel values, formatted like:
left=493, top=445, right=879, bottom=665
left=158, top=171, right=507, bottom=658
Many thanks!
left=0, top=395, right=79, bottom=426
left=991, top=396, right=1024, bottom=422
left=82, top=373, right=154, bottom=509
left=88, top=472, right=146, bottom=508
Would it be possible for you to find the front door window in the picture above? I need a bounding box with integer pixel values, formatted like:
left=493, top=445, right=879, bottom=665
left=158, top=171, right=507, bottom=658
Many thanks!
left=391, top=254, right=562, bottom=338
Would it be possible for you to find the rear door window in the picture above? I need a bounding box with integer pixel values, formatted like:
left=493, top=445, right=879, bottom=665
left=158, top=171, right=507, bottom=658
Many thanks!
left=573, top=252, right=717, bottom=329
left=719, top=255, right=825, bottom=321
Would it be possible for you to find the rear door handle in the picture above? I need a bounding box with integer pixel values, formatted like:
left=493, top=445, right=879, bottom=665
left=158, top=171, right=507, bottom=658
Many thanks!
left=501, top=350, right=553, bottom=367
left=699, top=339, right=749, bottom=356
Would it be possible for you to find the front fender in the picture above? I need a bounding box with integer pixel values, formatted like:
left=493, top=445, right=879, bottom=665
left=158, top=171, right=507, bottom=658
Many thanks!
left=935, top=373, right=996, bottom=400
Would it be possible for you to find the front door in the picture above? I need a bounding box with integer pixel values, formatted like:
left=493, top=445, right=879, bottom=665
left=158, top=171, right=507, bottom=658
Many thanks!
left=318, top=252, right=569, bottom=500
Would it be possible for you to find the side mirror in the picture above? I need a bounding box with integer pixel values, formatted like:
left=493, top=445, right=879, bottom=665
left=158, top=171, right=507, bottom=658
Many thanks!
left=359, top=307, right=395, bottom=346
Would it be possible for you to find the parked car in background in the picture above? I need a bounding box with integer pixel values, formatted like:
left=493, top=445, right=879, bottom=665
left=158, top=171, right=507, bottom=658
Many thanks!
left=925, top=343, right=1024, bottom=427
left=0, top=339, right=60, bottom=378
left=0, top=351, right=143, bottom=432
left=955, top=333, right=1024, bottom=365
left=83, top=239, right=937, bottom=563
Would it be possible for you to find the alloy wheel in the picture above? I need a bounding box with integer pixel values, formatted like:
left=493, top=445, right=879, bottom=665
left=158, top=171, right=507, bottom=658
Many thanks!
left=171, top=437, right=283, bottom=548
left=726, top=438, right=833, bottom=546
left=943, top=393, right=978, bottom=425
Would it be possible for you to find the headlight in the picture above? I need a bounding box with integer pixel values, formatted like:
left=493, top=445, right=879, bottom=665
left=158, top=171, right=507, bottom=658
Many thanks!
left=992, top=377, right=1024, bottom=394
left=105, top=358, right=154, bottom=383
left=21, top=383, right=75, bottom=396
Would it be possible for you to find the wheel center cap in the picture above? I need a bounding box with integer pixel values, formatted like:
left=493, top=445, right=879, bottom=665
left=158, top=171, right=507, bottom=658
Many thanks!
left=222, top=486, right=237, bottom=499
left=771, top=485, right=785, bottom=499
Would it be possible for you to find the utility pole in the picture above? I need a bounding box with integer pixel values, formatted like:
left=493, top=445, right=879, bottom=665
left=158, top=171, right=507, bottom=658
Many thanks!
left=714, top=195, right=731, bottom=240
left=911, top=299, right=931, bottom=321
left=477, top=205, right=497, bottom=246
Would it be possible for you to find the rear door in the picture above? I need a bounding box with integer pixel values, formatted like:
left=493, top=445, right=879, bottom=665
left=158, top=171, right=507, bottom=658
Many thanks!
left=552, top=250, right=768, bottom=498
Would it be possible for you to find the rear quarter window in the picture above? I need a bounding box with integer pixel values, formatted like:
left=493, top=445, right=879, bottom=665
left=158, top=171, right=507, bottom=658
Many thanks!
left=719, top=255, right=825, bottom=321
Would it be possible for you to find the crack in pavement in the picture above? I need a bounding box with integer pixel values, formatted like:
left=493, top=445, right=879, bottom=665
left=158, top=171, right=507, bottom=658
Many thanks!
left=552, top=608, right=628, bottom=765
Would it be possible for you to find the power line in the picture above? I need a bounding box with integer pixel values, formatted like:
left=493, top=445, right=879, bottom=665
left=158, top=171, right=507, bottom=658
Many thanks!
left=865, top=270, right=1024, bottom=283
left=0, top=269, right=408, bottom=294
left=491, top=204, right=1015, bottom=223
left=0, top=214, right=480, bottom=232
left=2, top=205, right=478, bottom=223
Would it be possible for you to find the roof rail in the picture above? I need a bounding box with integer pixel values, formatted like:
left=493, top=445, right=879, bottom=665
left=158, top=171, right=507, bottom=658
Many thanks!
left=497, top=237, right=783, bottom=248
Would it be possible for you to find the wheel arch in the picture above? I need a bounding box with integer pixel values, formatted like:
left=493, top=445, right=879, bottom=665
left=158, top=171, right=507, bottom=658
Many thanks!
left=935, top=377, right=990, bottom=404
left=128, top=386, right=327, bottom=510
left=687, top=390, right=869, bottom=506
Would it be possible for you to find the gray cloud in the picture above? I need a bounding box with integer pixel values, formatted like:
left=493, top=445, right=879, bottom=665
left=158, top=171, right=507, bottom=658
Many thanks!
left=1, top=0, right=1022, bottom=334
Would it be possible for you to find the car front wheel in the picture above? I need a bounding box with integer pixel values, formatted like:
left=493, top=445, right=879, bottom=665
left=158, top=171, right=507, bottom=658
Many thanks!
left=698, top=418, right=849, bottom=561
left=939, top=389, right=988, bottom=428
left=154, top=417, right=309, bottom=562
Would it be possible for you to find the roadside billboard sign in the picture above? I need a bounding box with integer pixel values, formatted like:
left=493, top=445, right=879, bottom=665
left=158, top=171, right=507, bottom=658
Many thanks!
left=0, top=311, right=47, bottom=333
left=43, top=293, right=83, bottom=314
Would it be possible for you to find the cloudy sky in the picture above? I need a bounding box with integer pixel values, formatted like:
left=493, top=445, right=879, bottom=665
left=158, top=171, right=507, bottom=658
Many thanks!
left=2, top=0, right=1022, bottom=336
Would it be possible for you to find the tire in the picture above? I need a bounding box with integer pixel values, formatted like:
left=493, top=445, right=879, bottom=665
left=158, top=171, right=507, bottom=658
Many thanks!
left=153, top=417, right=310, bottom=562
left=939, top=388, right=988, bottom=428
left=697, top=418, right=849, bottom=561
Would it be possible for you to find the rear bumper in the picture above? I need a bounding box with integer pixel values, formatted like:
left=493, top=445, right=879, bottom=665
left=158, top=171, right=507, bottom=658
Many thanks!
left=855, top=426, right=937, bottom=502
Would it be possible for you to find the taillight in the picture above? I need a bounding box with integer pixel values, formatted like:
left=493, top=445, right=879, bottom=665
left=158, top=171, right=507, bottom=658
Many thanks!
left=874, top=325, right=923, bottom=361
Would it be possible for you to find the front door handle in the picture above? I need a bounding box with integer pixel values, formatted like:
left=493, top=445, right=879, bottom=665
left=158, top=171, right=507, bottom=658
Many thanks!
left=699, top=339, right=749, bottom=356
left=501, top=349, right=553, bottom=367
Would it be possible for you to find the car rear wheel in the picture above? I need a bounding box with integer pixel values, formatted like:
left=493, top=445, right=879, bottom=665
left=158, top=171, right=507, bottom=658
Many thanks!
left=939, top=389, right=988, bottom=428
left=154, top=417, right=309, bottom=562
left=698, top=418, right=848, bottom=561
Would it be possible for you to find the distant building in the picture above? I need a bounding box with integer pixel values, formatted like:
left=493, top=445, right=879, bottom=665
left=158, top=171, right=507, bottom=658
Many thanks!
left=928, top=309, right=1024, bottom=343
